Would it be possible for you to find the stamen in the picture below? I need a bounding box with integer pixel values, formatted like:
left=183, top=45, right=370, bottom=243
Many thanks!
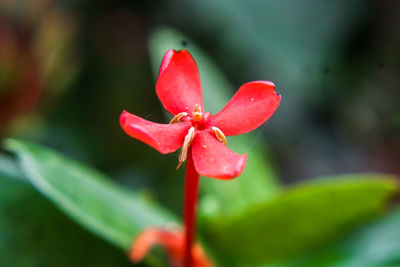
left=211, top=126, right=227, bottom=145
left=192, top=104, right=202, bottom=122
left=169, top=112, right=188, bottom=124
left=177, top=127, right=195, bottom=169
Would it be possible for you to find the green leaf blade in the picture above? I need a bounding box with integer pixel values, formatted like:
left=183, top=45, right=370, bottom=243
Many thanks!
left=279, top=207, right=400, bottom=267
left=0, top=171, right=131, bottom=267
left=5, top=139, right=178, bottom=250
left=201, top=175, right=399, bottom=265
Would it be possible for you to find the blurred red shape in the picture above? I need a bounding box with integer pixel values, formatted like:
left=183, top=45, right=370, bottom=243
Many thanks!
left=129, top=227, right=214, bottom=267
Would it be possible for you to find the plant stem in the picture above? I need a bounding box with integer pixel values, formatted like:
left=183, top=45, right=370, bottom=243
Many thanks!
left=183, top=149, right=200, bottom=267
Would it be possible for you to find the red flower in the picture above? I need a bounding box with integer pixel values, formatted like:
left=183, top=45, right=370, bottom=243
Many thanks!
left=120, top=49, right=280, bottom=179
left=130, top=227, right=213, bottom=267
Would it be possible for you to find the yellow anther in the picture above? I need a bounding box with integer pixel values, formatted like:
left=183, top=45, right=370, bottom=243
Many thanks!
left=211, top=126, right=227, bottom=146
left=192, top=104, right=202, bottom=122
left=177, top=127, right=195, bottom=169
left=169, top=112, right=188, bottom=124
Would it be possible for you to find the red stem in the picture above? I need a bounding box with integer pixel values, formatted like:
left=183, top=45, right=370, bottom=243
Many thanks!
left=183, top=149, right=200, bottom=267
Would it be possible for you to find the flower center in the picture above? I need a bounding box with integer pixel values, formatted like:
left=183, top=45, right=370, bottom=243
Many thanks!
left=170, top=104, right=228, bottom=169
left=170, top=104, right=209, bottom=130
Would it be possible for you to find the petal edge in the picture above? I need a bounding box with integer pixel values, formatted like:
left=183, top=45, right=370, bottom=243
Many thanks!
left=192, top=130, right=247, bottom=179
left=208, top=81, right=281, bottom=136
left=120, top=111, right=191, bottom=154
left=156, top=49, right=204, bottom=115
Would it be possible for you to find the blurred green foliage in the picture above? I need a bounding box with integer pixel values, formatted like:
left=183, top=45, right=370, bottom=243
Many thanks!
left=5, top=139, right=177, bottom=250
left=275, top=208, right=400, bottom=267
left=0, top=172, right=131, bottom=267
left=202, top=176, right=397, bottom=265
left=2, top=138, right=399, bottom=266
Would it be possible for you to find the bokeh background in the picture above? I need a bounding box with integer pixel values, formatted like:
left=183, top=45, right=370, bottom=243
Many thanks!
left=1, top=0, right=400, bottom=266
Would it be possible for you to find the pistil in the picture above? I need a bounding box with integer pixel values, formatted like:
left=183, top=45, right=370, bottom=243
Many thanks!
left=192, top=104, right=202, bottom=122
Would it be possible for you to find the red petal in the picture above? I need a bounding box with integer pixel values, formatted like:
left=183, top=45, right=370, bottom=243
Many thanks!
left=130, top=228, right=183, bottom=265
left=192, top=130, right=247, bottom=179
left=156, top=50, right=204, bottom=115
left=129, top=227, right=214, bottom=267
left=208, top=81, right=281, bottom=136
left=120, top=111, right=191, bottom=154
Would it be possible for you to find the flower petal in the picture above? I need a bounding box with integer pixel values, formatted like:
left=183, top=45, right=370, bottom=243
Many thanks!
left=192, top=130, right=247, bottom=179
left=156, top=49, right=204, bottom=115
left=129, top=228, right=182, bottom=265
left=120, top=111, right=191, bottom=154
left=129, top=227, right=214, bottom=267
left=208, top=81, right=281, bottom=136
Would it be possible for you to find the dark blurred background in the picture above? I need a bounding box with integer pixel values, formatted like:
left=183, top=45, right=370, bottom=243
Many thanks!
left=1, top=0, right=400, bottom=214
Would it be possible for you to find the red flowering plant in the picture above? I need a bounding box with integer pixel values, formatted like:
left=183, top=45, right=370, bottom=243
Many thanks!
left=120, top=49, right=281, bottom=266
left=3, top=32, right=399, bottom=267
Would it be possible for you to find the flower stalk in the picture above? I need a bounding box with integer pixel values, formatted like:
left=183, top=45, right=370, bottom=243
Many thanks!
left=183, top=148, right=200, bottom=266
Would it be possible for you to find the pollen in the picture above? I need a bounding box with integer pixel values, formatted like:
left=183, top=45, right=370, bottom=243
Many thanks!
left=177, top=127, right=195, bottom=169
left=192, top=104, right=202, bottom=122
left=169, top=112, right=188, bottom=124
left=211, top=126, right=227, bottom=146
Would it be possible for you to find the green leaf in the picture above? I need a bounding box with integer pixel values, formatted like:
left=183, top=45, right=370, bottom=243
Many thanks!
left=4, top=139, right=178, bottom=250
left=331, top=208, right=400, bottom=266
left=148, top=27, right=281, bottom=215
left=0, top=171, right=131, bottom=267
left=200, top=175, right=399, bottom=265
left=278, top=207, right=400, bottom=267
left=0, top=153, right=25, bottom=180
